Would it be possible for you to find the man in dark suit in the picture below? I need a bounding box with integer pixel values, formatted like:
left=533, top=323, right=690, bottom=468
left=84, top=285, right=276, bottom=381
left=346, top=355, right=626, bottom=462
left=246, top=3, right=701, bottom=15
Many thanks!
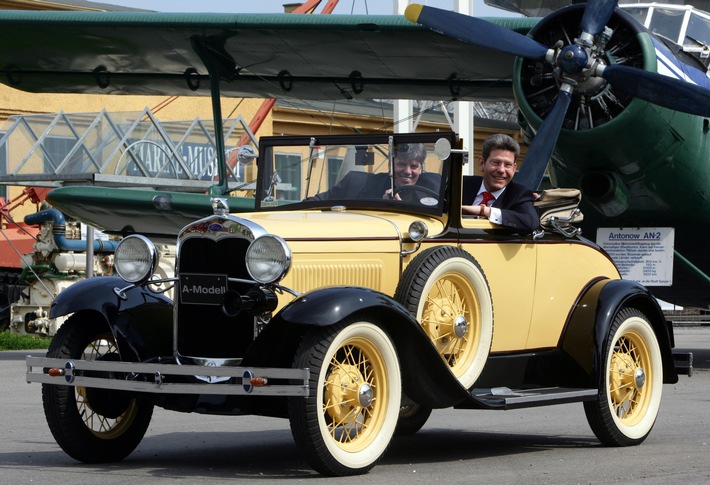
left=462, top=134, right=538, bottom=233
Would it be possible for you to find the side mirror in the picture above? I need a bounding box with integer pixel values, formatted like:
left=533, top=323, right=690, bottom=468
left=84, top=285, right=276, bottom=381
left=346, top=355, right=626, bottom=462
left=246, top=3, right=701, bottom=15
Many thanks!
left=236, top=145, right=258, bottom=165
left=434, top=137, right=468, bottom=162
left=434, top=138, right=452, bottom=160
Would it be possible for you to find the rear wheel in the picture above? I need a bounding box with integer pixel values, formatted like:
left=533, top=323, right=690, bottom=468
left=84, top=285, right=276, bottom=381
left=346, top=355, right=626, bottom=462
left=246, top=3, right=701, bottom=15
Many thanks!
left=395, top=401, right=432, bottom=436
left=584, top=308, right=663, bottom=446
left=395, top=246, right=493, bottom=389
left=288, top=318, right=401, bottom=476
left=41, top=313, right=153, bottom=463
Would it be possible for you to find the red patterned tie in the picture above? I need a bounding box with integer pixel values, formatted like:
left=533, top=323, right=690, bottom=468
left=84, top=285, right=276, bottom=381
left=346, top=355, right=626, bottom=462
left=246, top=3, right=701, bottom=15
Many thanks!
left=480, top=191, right=495, bottom=207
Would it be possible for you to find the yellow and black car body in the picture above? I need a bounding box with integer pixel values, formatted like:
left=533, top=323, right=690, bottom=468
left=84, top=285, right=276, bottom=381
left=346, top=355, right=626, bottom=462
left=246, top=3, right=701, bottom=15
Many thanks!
left=30, top=131, right=692, bottom=477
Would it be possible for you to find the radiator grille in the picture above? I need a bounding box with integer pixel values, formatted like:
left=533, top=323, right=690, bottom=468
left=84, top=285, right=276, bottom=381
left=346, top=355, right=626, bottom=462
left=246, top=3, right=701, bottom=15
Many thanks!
left=176, top=237, right=254, bottom=359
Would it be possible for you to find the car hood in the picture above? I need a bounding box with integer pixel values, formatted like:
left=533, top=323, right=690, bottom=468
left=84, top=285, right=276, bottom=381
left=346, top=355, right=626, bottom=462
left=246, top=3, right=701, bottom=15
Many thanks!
left=238, top=210, right=445, bottom=242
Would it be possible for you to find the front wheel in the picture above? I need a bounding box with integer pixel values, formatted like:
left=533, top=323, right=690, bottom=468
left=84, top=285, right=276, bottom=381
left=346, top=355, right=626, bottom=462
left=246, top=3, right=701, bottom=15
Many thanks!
left=584, top=308, right=663, bottom=446
left=288, top=318, right=402, bottom=476
left=41, top=313, right=153, bottom=463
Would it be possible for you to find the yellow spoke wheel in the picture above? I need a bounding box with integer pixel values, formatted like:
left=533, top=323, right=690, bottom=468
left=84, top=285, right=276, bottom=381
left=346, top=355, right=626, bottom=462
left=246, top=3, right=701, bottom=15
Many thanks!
left=584, top=308, right=663, bottom=446
left=289, top=318, right=401, bottom=476
left=396, top=246, right=493, bottom=389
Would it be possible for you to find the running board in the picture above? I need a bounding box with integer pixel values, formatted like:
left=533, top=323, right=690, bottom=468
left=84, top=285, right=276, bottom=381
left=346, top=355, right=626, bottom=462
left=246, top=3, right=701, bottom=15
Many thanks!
left=456, top=387, right=598, bottom=410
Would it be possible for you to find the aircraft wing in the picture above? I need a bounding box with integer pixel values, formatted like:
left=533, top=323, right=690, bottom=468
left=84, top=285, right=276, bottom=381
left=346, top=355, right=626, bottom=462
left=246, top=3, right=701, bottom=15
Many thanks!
left=0, top=11, right=536, bottom=102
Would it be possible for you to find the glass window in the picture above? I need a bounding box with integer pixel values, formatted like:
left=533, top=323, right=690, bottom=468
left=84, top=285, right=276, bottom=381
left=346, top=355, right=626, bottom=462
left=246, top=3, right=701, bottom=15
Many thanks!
left=624, top=7, right=650, bottom=27
left=685, top=12, right=710, bottom=48
left=275, top=153, right=301, bottom=200
left=648, top=7, right=686, bottom=43
left=327, top=156, right=344, bottom=188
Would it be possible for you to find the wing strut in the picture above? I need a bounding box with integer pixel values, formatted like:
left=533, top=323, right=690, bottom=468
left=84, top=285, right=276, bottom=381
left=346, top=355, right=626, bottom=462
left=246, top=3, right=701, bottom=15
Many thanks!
left=190, top=36, right=236, bottom=196
left=230, top=0, right=340, bottom=169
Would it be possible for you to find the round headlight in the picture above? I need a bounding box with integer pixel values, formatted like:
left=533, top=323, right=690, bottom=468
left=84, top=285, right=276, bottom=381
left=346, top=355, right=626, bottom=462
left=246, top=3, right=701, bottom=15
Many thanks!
left=246, top=235, right=291, bottom=284
left=408, top=220, right=429, bottom=242
left=114, top=235, right=159, bottom=283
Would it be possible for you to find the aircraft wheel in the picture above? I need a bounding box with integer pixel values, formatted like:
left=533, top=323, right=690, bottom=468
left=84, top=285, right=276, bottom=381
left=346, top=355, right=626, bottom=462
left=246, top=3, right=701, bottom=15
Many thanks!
left=584, top=308, right=663, bottom=446
left=288, top=318, right=401, bottom=476
left=395, top=246, right=493, bottom=389
left=41, top=313, right=153, bottom=463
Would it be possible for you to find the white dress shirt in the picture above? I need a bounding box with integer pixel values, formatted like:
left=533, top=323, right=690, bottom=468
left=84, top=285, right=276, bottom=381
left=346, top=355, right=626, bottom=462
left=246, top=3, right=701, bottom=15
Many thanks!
left=473, top=182, right=505, bottom=225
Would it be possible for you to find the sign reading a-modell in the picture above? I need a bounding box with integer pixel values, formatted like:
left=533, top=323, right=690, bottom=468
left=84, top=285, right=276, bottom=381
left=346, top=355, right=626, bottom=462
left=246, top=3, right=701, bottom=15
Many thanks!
left=597, top=227, right=674, bottom=286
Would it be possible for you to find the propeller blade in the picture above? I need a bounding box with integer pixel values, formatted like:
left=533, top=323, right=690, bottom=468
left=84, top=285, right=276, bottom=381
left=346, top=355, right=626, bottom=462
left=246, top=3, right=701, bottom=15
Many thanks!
left=602, top=64, right=710, bottom=117
left=515, top=89, right=573, bottom=191
left=581, top=0, right=618, bottom=36
left=404, top=4, right=549, bottom=60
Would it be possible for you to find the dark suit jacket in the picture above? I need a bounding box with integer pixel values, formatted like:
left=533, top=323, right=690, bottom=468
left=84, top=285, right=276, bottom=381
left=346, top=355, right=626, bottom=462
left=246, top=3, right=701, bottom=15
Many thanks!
left=463, top=176, right=539, bottom=233
left=309, top=171, right=441, bottom=201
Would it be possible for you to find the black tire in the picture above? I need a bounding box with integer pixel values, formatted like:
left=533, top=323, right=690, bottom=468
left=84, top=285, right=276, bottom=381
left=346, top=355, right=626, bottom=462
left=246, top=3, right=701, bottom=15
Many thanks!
left=395, top=246, right=493, bottom=389
left=395, top=401, right=432, bottom=436
left=0, top=291, right=9, bottom=331
left=288, top=318, right=401, bottom=476
left=584, top=308, right=663, bottom=446
left=41, top=313, right=153, bottom=463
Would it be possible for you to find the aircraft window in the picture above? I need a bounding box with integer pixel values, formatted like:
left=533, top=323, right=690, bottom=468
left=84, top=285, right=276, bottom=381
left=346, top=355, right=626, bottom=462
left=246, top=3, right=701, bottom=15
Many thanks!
left=623, top=7, right=649, bottom=27
left=684, top=13, right=710, bottom=53
left=648, top=7, right=686, bottom=44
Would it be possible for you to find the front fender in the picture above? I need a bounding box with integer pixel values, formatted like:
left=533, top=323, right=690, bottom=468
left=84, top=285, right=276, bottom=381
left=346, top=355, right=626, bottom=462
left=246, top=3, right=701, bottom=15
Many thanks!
left=50, top=276, right=171, bottom=319
left=245, top=286, right=472, bottom=408
left=50, top=276, right=174, bottom=362
left=561, top=278, right=677, bottom=387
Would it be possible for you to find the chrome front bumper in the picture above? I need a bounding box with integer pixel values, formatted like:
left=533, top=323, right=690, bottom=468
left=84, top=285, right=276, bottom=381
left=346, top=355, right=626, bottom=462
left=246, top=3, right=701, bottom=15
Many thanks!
left=26, top=356, right=309, bottom=396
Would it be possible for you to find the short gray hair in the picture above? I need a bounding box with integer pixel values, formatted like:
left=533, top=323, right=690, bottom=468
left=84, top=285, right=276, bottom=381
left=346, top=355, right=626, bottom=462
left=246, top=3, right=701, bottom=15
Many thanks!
left=481, top=134, right=520, bottom=161
left=395, top=143, right=427, bottom=163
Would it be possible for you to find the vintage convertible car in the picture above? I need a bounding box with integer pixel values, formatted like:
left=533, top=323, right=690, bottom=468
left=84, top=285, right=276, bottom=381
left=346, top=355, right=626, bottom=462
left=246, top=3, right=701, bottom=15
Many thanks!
left=27, top=131, right=691, bottom=476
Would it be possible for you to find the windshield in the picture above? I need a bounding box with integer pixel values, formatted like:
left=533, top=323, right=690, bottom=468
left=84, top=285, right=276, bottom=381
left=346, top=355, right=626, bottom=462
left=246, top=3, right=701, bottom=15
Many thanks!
left=255, top=133, right=454, bottom=215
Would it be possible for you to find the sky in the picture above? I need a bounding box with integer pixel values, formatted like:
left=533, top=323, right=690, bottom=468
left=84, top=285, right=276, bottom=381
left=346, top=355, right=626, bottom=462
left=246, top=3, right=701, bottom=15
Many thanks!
left=104, top=0, right=520, bottom=16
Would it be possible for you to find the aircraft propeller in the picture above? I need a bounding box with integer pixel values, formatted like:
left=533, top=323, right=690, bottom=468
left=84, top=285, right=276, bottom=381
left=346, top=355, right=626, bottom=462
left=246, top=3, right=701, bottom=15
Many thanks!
left=405, top=1, right=710, bottom=190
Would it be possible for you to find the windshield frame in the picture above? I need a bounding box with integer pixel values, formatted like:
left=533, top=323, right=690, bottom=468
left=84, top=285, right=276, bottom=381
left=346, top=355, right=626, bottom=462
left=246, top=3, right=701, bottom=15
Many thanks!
left=254, top=132, right=456, bottom=216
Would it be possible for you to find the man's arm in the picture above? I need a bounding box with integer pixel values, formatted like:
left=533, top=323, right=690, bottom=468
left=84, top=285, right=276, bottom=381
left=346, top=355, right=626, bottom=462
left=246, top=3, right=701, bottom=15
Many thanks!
left=498, top=184, right=539, bottom=233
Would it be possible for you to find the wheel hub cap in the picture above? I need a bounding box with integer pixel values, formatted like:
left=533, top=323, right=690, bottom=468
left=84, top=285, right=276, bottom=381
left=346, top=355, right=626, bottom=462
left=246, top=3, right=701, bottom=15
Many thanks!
left=453, top=315, right=468, bottom=339
left=634, top=367, right=646, bottom=388
left=358, top=383, right=373, bottom=407
left=324, top=363, right=367, bottom=423
left=610, top=353, right=643, bottom=402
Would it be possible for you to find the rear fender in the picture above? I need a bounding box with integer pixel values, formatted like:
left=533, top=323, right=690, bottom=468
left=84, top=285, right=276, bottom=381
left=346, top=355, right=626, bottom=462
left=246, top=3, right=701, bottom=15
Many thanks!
left=50, top=276, right=173, bottom=361
left=561, top=279, right=677, bottom=386
left=247, top=286, right=471, bottom=408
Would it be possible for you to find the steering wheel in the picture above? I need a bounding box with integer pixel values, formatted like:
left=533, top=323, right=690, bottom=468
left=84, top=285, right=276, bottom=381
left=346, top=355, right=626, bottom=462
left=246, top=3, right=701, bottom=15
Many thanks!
left=393, top=185, right=439, bottom=205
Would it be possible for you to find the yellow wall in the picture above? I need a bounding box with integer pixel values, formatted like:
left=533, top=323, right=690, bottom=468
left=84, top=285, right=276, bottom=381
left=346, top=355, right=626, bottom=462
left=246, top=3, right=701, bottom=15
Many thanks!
left=0, top=83, right=269, bottom=221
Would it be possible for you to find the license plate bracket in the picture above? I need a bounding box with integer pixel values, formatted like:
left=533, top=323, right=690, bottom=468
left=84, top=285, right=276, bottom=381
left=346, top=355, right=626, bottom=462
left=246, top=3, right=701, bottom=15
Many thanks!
left=180, top=273, right=228, bottom=305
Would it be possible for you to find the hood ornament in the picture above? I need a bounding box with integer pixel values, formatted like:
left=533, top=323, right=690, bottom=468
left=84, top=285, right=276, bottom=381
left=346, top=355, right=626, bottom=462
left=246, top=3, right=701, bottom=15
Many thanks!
left=211, top=197, right=229, bottom=216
